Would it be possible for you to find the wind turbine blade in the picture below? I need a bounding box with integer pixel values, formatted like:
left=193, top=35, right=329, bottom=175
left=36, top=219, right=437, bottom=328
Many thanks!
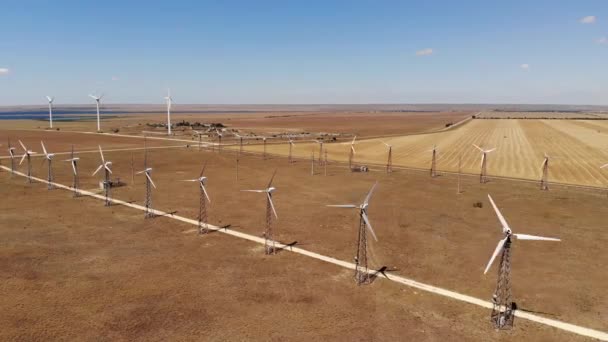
left=98, top=145, right=105, bottom=163
left=351, top=145, right=356, bottom=154
left=267, top=193, right=278, bottom=219
left=267, top=169, right=277, bottom=188
left=241, top=190, right=266, bottom=193
left=93, top=164, right=103, bottom=176
left=89, top=94, right=97, bottom=100
left=19, top=153, right=26, bottom=165
left=71, top=161, right=77, bottom=175
left=484, top=237, right=508, bottom=274
left=601, top=163, right=608, bottom=169
left=41, top=141, right=47, bottom=156
left=136, top=170, right=145, bottom=175
left=326, top=204, right=357, bottom=208
left=352, top=136, right=357, bottom=144
left=541, top=158, right=548, bottom=169
left=364, top=181, right=379, bottom=205
left=362, top=212, right=378, bottom=242
left=180, top=179, right=199, bottom=182
left=146, top=173, right=156, bottom=188
left=487, top=195, right=511, bottom=233
left=486, top=148, right=496, bottom=153
left=19, top=140, right=27, bottom=151
left=201, top=184, right=211, bottom=203
left=481, top=153, right=485, bottom=168
left=199, top=161, right=207, bottom=178
left=513, top=234, right=560, bottom=241
left=473, top=144, right=483, bottom=152
left=105, top=164, right=113, bottom=174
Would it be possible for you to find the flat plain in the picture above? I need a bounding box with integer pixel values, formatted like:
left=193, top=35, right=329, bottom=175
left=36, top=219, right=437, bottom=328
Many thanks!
left=1, top=116, right=607, bottom=340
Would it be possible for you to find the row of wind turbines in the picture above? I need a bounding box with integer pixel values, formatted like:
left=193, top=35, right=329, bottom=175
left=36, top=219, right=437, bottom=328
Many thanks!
left=44, top=89, right=174, bottom=133
left=4, top=136, right=564, bottom=330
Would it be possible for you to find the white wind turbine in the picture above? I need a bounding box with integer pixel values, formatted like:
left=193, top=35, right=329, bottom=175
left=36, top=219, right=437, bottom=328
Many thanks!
left=46, top=96, right=54, bottom=128
left=348, top=136, right=357, bottom=170
left=136, top=166, right=156, bottom=218
left=92, top=145, right=113, bottom=206
left=483, top=194, right=560, bottom=329
left=18, top=140, right=36, bottom=183
left=241, top=170, right=279, bottom=254
left=41, top=141, right=55, bottom=189
left=63, top=153, right=80, bottom=196
left=7, top=138, right=16, bottom=175
left=182, top=162, right=212, bottom=234
left=327, top=182, right=379, bottom=285
left=381, top=141, right=392, bottom=173
left=164, top=89, right=173, bottom=135
left=288, top=136, right=296, bottom=163
left=473, top=144, right=496, bottom=183
left=89, top=93, right=104, bottom=132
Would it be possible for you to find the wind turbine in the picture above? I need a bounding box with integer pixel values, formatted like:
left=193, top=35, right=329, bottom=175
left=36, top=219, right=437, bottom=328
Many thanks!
left=164, top=89, right=173, bottom=135
left=241, top=170, right=279, bottom=254
left=327, top=182, right=379, bottom=285
left=7, top=138, right=16, bottom=175
left=182, top=162, right=212, bottom=234
left=40, top=141, right=55, bottom=189
left=314, top=139, right=324, bottom=164
left=263, top=136, right=268, bottom=160
left=381, top=141, right=392, bottom=173
left=235, top=133, right=245, bottom=155
left=18, top=140, right=36, bottom=183
left=288, top=137, right=296, bottom=164
left=348, top=136, right=357, bottom=170
left=46, top=96, right=54, bottom=128
left=540, top=153, right=551, bottom=190
left=429, top=145, right=438, bottom=177
left=88, top=93, right=104, bottom=132
left=136, top=167, right=156, bottom=218
left=215, top=129, right=223, bottom=153
left=483, top=194, right=560, bottom=329
left=93, top=145, right=113, bottom=206
left=63, top=146, right=80, bottom=197
left=473, top=144, right=496, bottom=183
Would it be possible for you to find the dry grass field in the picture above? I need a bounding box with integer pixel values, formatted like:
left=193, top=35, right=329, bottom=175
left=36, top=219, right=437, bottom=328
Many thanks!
left=1, top=126, right=607, bottom=340
left=252, top=118, right=608, bottom=187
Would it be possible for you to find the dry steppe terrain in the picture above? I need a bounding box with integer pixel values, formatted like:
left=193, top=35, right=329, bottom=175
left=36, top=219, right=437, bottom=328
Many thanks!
left=1, top=123, right=607, bottom=341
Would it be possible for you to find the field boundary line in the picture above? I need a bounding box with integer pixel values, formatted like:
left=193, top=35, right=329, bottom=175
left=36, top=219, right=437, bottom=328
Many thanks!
left=2, top=165, right=607, bottom=341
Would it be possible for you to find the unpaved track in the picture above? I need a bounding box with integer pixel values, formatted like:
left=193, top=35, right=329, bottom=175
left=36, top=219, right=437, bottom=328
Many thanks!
left=3, top=165, right=607, bottom=341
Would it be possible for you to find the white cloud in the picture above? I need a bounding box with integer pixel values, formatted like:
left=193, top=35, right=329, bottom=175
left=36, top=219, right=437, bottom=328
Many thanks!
left=597, top=37, right=608, bottom=45
left=416, top=48, right=434, bottom=56
left=111, top=76, right=120, bottom=81
left=0, top=68, right=9, bottom=75
left=520, top=64, right=530, bottom=70
left=580, top=16, right=596, bottom=24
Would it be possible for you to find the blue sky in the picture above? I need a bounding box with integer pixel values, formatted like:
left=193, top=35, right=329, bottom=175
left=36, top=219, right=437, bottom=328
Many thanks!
left=1, top=1, right=607, bottom=105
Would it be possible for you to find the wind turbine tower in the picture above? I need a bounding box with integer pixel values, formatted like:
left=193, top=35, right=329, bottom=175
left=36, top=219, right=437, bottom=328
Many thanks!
left=348, top=136, right=356, bottom=170
left=46, top=96, right=54, bottom=128
left=288, top=137, right=296, bottom=164
left=216, top=129, right=223, bottom=153
left=18, top=140, right=36, bottom=183
left=93, top=145, right=113, bottom=206
left=183, top=162, right=211, bottom=234
left=382, top=141, right=393, bottom=173
left=41, top=141, right=55, bottom=189
left=484, top=195, right=560, bottom=329
left=241, top=170, right=279, bottom=254
left=540, top=153, right=550, bottom=190
left=89, top=94, right=104, bottom=132
left=430, top=145, right=438, bottom=177
left=474, top=144, right=496, bottom=183
left=263, top=137, right=267, bottom=160
left=328, top=182, right=379, bottom=285
left=64, top=147, right=80, bottom=197
left=164, top=89, right=174, bottom=135
left=137, top=166, right=156, bottom=218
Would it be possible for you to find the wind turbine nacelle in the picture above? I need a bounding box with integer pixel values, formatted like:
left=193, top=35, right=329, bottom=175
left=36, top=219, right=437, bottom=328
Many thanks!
left=267, top=187, right=276, bottom=193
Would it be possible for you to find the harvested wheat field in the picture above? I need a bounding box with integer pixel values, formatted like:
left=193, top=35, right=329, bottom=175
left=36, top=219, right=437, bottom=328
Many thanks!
left=1, top=127, right=607, bottom=341
left=250, top=119, right=608, bottom=187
